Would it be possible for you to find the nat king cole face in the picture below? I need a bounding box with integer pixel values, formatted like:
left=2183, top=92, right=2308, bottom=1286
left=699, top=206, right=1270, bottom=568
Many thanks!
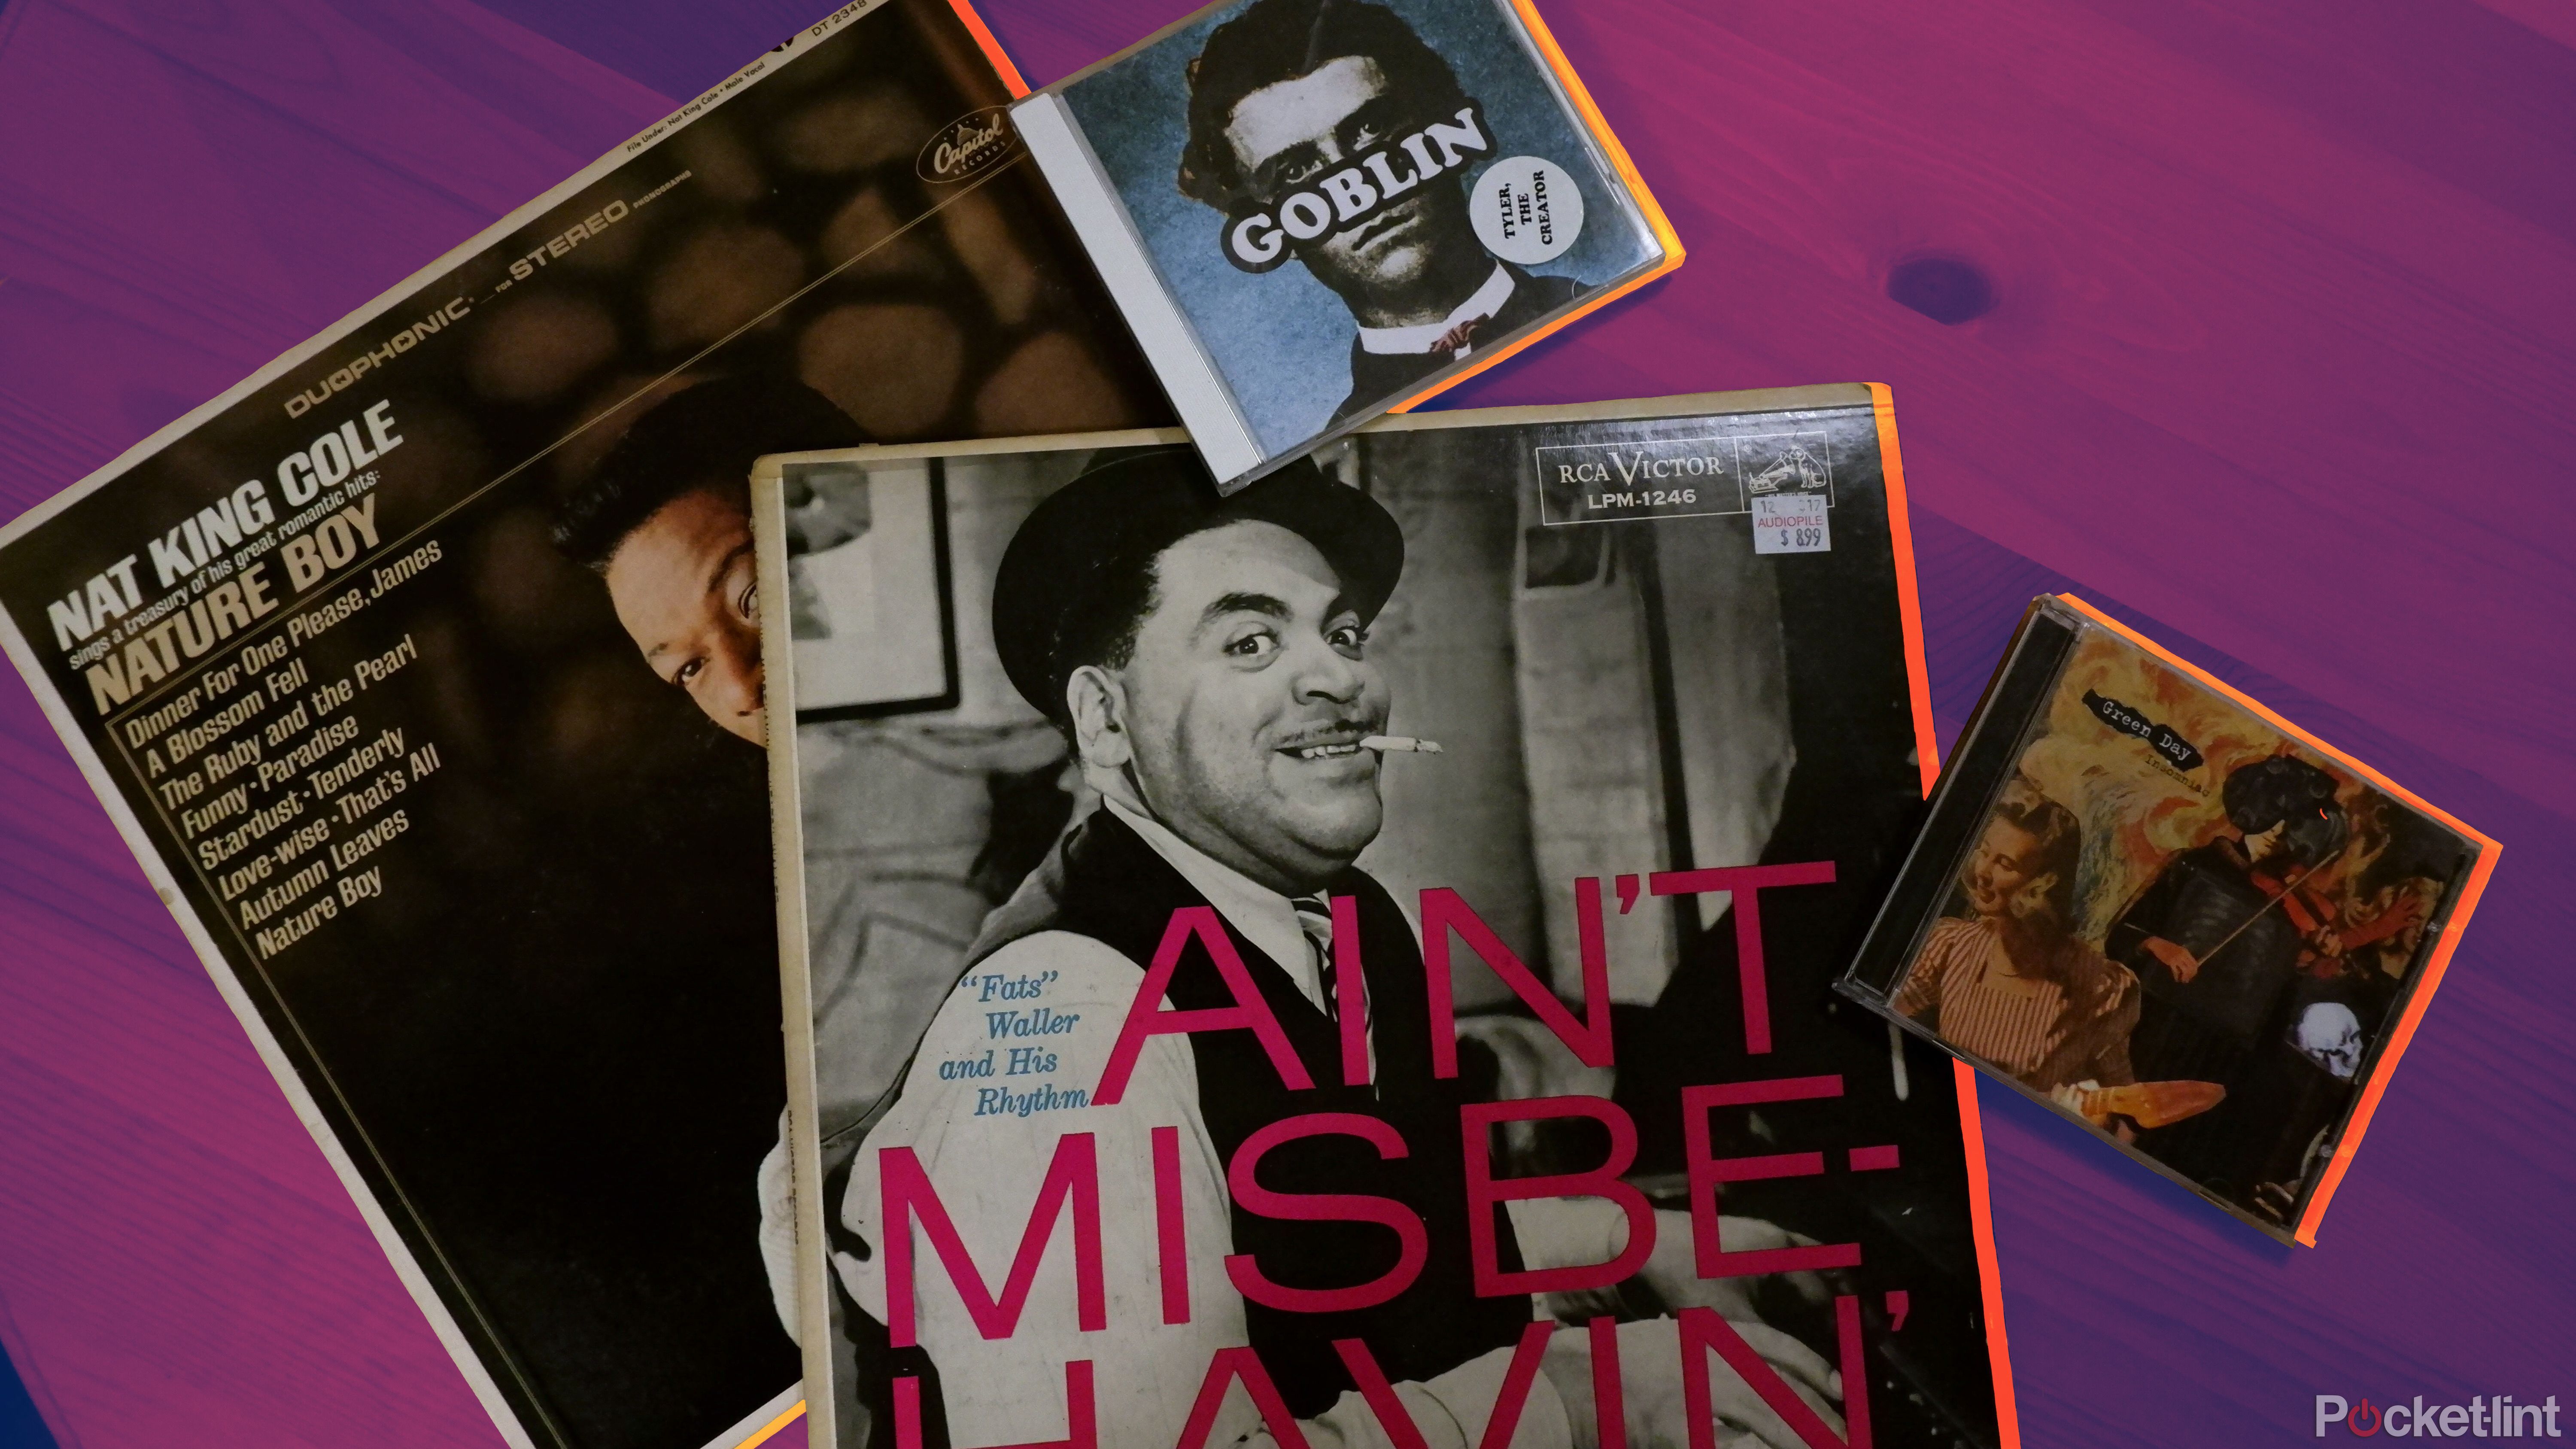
left=603, top=486, right=766, bottom=747
left=1075, top=519, right=1391, bottom=895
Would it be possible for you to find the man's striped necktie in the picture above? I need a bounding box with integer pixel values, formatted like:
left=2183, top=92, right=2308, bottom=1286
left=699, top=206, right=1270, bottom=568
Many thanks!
left=1292, top=894, right=1338, bottom=1023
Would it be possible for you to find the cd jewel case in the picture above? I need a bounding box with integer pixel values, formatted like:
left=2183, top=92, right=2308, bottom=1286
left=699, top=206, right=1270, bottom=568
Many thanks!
left=1839, top=595, right=2498, bottom=1245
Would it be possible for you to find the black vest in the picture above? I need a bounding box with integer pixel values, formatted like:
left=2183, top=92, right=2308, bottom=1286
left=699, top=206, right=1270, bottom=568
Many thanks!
left=2105, top=842, right=2308, bottom=1191
left=951, top=807, right=1533, bottom=1417
left=2110, top=841, right=2303, bottom=1048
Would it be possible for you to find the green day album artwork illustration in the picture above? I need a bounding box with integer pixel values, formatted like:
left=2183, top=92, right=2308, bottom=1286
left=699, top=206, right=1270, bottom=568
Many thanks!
left=753, top=386, right=2020, bottom=1449
left=0, top=2, right=1166, bottom=1445
left=1840, top=596, right=2498, bottom=1246
left=1011, top=0, right=1681, bottom=492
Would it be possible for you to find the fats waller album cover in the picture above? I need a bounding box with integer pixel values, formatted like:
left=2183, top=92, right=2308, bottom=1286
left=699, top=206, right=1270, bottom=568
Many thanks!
left=753, top=385, right=2016, bottom=1449
left=0, top=0, right=1167, bottom=1444
left=1841, top=596, right=2499, bottom=1246
left=1013, top=0, right=1681, bottom=492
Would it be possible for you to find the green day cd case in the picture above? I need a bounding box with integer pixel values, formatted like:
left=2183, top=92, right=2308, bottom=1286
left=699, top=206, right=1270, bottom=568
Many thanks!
left=1010, top=0, right=1682, bottom=493
left=0, top=0, right=1169, bottom=1444
left=751, top=386, right=2022, bottom=1449
left=1838, top=595, right=2500, bottom=1246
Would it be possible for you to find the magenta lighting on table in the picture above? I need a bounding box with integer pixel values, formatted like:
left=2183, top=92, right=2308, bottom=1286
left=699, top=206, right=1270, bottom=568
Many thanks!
left=0, top=0, right=2570, bottom=1447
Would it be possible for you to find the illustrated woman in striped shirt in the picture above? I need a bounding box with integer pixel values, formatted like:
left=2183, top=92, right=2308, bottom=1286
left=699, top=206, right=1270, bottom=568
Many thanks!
left=1895, top=776, right=2141, bottom=1129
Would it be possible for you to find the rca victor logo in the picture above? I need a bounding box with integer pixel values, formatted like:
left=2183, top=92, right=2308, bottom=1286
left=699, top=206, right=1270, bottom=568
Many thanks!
left=1532, top=434, right=1739, bottom=527
left=918, top=106, right=1019, bottom=183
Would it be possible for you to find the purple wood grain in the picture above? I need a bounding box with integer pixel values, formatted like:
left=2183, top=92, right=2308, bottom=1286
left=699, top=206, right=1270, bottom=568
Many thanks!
left=1, top=0, right=2570, bottom=1446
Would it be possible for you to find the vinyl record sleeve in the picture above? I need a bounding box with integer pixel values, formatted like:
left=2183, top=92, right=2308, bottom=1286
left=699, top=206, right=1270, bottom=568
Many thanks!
left=0, top=1, right=1166, bottom=1444
left=1009, top=0, right=1681, bottom=493
left=755, top=384, right=2018, bottom=1449
left=1839, top=595, right=2501, bottom=1246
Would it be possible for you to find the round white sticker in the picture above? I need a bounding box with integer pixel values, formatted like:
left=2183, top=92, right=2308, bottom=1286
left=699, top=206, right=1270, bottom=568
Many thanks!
left=1468, top=155, right=1584, bottom=266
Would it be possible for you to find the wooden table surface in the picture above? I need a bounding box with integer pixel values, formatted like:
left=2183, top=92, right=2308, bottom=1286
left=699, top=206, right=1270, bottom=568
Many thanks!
left=0, top=0, right=2569, bottom=1444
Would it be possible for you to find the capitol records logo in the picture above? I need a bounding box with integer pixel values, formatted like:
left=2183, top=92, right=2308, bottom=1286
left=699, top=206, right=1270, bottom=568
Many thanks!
left=918, top=106, right=1018, bottom=183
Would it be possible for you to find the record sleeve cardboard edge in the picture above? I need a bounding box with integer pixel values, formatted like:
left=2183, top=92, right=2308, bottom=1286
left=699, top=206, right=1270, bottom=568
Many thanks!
left=752, top=471, right=821, bottom=1445
left=1868, top=383, right=2023, bottom=1449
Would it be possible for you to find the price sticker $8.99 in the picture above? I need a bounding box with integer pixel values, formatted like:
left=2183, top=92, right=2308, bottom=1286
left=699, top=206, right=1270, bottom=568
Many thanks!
left=1751, top=492, right=1830, bottom=555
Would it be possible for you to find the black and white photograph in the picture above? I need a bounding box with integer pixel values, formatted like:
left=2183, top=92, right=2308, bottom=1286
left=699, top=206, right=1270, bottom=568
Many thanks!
left=759, top=386, right=2009, bottom=1449
left=782, top=462, right=959, bottom=719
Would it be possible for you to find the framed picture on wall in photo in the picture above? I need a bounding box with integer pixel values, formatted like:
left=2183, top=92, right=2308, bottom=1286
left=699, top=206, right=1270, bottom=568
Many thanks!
left=782, top=461, right=959, bottom=722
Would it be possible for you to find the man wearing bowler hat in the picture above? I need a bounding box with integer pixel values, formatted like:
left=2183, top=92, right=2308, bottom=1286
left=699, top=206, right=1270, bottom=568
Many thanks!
left=826, top=450, right=1840, bottom=1448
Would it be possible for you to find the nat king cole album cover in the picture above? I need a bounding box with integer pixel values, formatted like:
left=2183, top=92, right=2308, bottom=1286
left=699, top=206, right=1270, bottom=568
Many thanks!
left=1012, top=0, right=1681, bottom=492
left=1840, top=596, right=2500, bottom=1246
left=753, top=385, right=2017, bottom=1449
left=0, top=0, right=1166, bottom=1444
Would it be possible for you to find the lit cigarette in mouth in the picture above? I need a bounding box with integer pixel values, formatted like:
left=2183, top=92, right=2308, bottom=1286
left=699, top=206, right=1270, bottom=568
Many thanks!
left=1360, top=735, right=1443, bottom=753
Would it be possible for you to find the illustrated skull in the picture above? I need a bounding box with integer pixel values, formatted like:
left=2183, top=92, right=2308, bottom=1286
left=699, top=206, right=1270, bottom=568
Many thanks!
left=2293, top=1002, right=2365, bottom=1080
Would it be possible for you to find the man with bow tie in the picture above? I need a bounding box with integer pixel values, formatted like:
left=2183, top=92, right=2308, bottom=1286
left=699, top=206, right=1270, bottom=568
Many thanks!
left=1176, top=0, right=1590, bottom=427
left=825, top=451, right=1839, bottom=1449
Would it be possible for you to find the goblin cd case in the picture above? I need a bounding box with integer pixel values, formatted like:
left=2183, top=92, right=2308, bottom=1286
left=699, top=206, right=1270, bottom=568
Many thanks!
left=1012, top=0, right=1681, bottom=492
left=752, top=385, right=2018, bottom=1449
left=1840, top=595, right=2500, bottom=1245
